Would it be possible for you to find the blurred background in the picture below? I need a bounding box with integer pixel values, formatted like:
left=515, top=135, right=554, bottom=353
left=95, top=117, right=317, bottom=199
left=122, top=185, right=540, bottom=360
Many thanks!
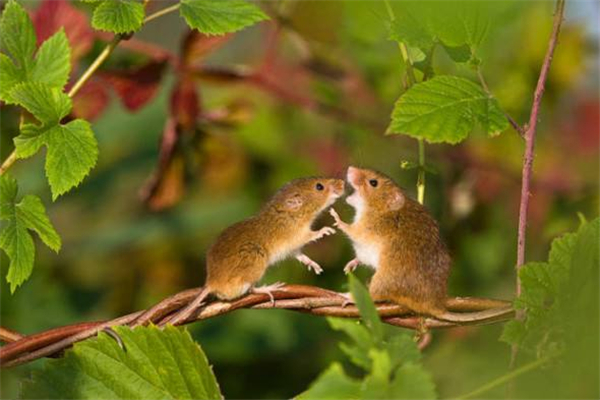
left=1, top=0, right=598, bottom=398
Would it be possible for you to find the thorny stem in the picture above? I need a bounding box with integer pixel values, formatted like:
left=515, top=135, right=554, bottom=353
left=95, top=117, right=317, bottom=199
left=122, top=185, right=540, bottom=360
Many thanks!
left=456, top=354, right=555, bottom=399
left=0, top=3, right=182, bottom=176
left=511, top=0, right=566, bottom=368
left=383, top=0, right=426, bottom=204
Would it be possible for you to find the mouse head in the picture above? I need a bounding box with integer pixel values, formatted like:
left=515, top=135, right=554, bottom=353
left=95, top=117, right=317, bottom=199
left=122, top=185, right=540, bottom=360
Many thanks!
left=346, top=166, right=405, bottom=217
left=267, top=177, right=345, bottom=219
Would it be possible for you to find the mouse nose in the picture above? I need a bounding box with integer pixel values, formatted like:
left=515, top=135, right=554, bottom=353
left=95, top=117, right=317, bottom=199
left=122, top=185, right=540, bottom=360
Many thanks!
left=347, top=166, right=359, bottom=183
left=332, top=179, right=345, bottom=195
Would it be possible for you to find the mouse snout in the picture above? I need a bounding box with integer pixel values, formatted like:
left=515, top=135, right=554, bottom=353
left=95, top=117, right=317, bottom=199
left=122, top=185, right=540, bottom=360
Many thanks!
left=330, top=179, right=345, bottom=196
left=347, top=166, right=362, bottom=187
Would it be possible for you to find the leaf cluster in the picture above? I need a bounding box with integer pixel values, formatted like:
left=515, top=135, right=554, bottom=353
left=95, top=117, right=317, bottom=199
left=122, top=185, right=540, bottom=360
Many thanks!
left=298, top=275, right=436, bottom=399
left=21, top=325, right=223, bottom=399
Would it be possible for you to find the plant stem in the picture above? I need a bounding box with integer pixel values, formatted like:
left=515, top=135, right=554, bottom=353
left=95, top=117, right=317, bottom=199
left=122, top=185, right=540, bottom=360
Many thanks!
left=476, top=68, right=524, bottom=137
left=0, top=3, right=183, bottom=176
left=143, top=3, right=180, bottom=24
left=511, top=0, right=566, bottom=366
left=383, top=0, right=425, bottom=204
left=456, top=355, right=553, bottom=399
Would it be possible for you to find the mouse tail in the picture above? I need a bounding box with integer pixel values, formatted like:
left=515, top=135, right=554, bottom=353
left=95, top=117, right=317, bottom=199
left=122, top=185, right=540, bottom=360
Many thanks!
left=162, top=287, right=211, bottom=327
left=435, top=306, right=514, bottom=323
left=131, top=286, right=209, bottom=328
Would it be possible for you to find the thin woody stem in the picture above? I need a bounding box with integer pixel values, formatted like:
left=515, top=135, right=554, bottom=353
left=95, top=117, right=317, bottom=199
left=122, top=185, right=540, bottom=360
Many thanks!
left=511, top=0, right=566, bottom=367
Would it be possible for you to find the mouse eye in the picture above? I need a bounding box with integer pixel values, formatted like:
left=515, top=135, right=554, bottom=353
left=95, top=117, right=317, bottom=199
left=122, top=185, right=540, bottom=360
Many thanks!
left=315, top=183, right=324, bottom=191
left=369, top=179, right=378, bottom=188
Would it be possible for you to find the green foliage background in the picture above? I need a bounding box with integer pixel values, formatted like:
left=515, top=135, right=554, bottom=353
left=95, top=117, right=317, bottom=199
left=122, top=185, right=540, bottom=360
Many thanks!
left=1, top=0, right=598, bottom=399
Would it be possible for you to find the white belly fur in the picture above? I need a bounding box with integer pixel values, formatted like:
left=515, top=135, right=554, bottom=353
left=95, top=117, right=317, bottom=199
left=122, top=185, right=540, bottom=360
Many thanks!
left=353, top=240, right=380, bottom=270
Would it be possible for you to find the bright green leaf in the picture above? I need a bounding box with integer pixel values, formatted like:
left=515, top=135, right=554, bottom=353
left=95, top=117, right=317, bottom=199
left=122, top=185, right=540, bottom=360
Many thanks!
left=44, top=120, right=99, bottom=200
left=388, top=76, right=509, bottom=144
left=21, top=325, right=222, bottom=399
left=361, top=349, right=392, bottom=399
left=31, top=29, right=71, bottom=89
left=0, top=53, right=25, bottom=101
left=349, top=273, right=384, bottom=343
left=10, top=82, right=72, bottom=125
left=180, top=0, right=269, bottom=36
left=91, top=0, right=145, bottom=34
left=390, top=363, right=437, bottom=399
left=384, top=334, right=421, bottom=368
left=297, top=363, right=361, bottom=400
left=13, top=124, right=46, bottom=159
left=328, top=317, right=373, bottom=369
left=17, top=195, right=61, bottom=252
left=0, top=174, right=60, bottom=293
left=0, top=0, right=36, bottom=71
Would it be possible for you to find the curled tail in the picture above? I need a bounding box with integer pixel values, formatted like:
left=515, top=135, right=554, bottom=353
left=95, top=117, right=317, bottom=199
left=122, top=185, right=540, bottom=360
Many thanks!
left=163, top=287, right=211, bottom=326
left=131, top=287, right=209, bottom=328
left=434, top=306, right=514, bottom=323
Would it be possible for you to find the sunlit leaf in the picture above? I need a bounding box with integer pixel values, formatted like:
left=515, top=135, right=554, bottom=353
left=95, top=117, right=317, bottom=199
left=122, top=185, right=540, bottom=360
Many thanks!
left=388, top=76, right=508, bottom=144
left=91, top=0, right=145, bottom=34
left=297, top=363, right=361, bottom=400
left=21, top=325, right=222, bottom=399
left=180, top=0, right=269, bottom=36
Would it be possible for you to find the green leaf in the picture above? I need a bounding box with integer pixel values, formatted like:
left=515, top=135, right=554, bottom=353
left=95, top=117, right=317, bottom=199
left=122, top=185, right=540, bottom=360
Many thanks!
left=390, top=363, right=437, bottom=399
left=388, top=76, right=509, bottom=144
left=361, top=349, right=393, bottom=399
left=0, top=174, right=60, bottom=293
left=328, top=317, right=374, bottom=370
left=0, top=53, right=25, bottom=101
left=384, top=334, right=421, bottom=368
left=499, top=319, right=525, bottom=346
left=21, top=325, right=222, bottom=399
left=387, top=1, right=519, bottom=56
left=0, top=0, right=36, bottom=71
left=297, top=363, right=361, bottom=400
left=31, top=29, right=71, bottom=89
left=13, top=124, right=46, bottom=159
left=91, top=0, right=145, bottom=34
left=180, top=0, right=269, bottom=36
left=349, top=273, right=384, bottom=343
left=10, top=82, right=72, bottom=125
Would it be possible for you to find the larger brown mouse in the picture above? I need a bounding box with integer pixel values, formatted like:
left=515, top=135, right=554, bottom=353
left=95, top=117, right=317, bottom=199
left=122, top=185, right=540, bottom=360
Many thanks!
left=136, top=177, right=345, bottom=326
left=330, top=166, right=509, bottom=322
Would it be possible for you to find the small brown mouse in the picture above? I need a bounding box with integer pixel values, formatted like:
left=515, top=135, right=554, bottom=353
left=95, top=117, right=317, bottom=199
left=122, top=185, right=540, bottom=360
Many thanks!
left=330, top=166, right=508, bottom=322
left=138, top=177, right=345, bottom=326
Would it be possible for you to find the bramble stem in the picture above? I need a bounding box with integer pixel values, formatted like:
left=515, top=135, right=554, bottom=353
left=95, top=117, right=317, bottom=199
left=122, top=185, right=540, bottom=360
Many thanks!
left=456, top=355, right=553, bottom=399
left=0, top=2, right=183, bottom=176
left=511, top=0, right=566, bottom=367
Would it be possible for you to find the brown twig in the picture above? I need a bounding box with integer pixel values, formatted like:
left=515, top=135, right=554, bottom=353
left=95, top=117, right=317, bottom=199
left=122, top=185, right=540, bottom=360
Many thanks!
left=0, top=284, right=513, bottom=369
left=512, top=0, right=566, bottom=366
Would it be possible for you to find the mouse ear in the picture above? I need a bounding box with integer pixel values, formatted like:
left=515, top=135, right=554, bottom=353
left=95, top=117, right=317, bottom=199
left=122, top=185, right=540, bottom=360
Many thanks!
left=388, top=191, right=405, bottom=211
left=284, top=195, right=303, bottom=211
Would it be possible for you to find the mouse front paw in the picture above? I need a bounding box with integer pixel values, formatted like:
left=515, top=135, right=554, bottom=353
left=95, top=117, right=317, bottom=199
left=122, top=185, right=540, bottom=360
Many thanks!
left=343, top=258, right=360, bottom=274
left=329, top=208, right=346, bottom=230
left=296, top=253, right=324, bottom=275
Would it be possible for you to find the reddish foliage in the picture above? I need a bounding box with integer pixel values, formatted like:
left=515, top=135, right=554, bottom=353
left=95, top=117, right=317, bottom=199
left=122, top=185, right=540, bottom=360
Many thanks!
left=71, top=78, right=110, bottom=121
left=181, top=30, right=232, bottom=67
left=32, top=0, right=94, bottom=62
left=170, top=77, right=200, bottom=130
left=101, top=60, right=168, bottom=111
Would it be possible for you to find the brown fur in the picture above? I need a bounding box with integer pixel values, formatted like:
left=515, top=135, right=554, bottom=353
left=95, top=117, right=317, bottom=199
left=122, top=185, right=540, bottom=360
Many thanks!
left=336, top=167, right=451, bottom=317
left=207, top=177, right=345, bottom=299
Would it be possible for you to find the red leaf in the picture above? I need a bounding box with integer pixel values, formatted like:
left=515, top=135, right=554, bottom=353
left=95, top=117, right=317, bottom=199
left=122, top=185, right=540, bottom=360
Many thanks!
left=32, top=0, right=94, bottom=62
left=101, top=60, right=168, bottom=112
left=140, top=118, right=186, bottom=211
left=71, top=78, right=110, bottom=121
left=170, top=77, right=200, bottom=130
left=181, top=30, right=232, bottom=67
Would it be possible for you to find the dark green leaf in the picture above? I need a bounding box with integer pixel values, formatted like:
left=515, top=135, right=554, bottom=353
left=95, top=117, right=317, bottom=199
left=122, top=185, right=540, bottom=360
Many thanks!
left=21, top=325, right=222, bottom=399
left=388, top=76, right=508, bottom=144
left=180, top=0, right=269, bottom=36
left=390, top=363, right=437, bottom=399
left=91, top=0, right=145, bottom=34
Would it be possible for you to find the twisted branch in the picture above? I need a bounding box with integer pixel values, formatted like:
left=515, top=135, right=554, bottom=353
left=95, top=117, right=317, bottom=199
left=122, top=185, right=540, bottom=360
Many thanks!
left=0, top=284, right=513, bottom=369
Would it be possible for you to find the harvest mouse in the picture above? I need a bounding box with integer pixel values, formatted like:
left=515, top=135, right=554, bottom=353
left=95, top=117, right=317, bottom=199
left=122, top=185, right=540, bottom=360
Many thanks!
left=136, top=177, right=345, bottom=326
left=330, top=166, right=509, bottom=322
